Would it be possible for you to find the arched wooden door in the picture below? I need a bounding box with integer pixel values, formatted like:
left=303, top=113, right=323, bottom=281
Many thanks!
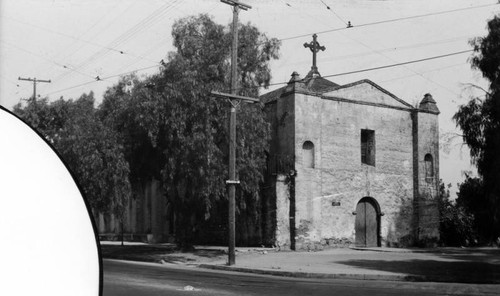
left=355, top=197, right=380, bottom=247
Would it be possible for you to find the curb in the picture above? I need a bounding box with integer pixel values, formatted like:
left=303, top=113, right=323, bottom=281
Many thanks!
left=198, top=264, right=500, bottom=284
left=198, top=264, right=425, bottom=282
left=348, top=247, right=414, bottom=253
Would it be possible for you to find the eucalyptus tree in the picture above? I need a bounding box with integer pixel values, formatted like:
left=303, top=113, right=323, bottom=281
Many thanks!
left=453, top=15, right=500, bottom=242
left=13, top=93, right=131, bottom=218
left=100, top=14, right=280, bottom=247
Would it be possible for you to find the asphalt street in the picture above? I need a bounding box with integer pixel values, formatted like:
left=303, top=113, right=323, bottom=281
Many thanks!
left=103, top=259, right=498, bottom=296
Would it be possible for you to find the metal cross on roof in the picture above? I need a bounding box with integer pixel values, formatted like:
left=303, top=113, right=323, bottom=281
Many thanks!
left=303, top=34, right=325, bottom=77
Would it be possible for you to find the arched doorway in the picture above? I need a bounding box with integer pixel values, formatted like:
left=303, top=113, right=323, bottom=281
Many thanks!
left=355, top=197, right=381, bottom=247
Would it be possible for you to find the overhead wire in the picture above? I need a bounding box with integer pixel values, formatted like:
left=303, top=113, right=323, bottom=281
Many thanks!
left=0, top=73, right=25, bottom=100
left=274, top=0, right=483, bottom=96
left=49, top=0, right=181, bottom=87
left=113, top=0, right=217, bottom=73
left=257, top=1, right=492, bottom=89
left=0, top=73, right=19, bottom=87
left=4, top=15, right=126, bottom=54
left=276, top=2, right=499, bottom=43
left=39, top=1, right=134, bottom=80
left=114, top=37, right=170, bottom=74
left=42, top=48, right=473, bottom=98
left=317, top=50, right=472, bottom=79
left=300, top=35, right=474, bottom=66
left=378, top=62, right=468, bottom=85
left=10, top=0, right=180, bottom=99
left=30, top=2, right=495, bottom=99
left=339, top=26, right=461, bottom=96
left=77, top=0, right=180, bottom=61
left=44, top=64, right=161, bottom=97
left=0, top=39, right=97, bottom=80
left=256, top=49, right=474, bottom=92
left=319, top=0, right=349, bottom=26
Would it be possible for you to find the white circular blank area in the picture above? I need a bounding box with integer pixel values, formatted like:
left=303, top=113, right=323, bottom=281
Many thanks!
left=0, top=108, right=100, bottom=295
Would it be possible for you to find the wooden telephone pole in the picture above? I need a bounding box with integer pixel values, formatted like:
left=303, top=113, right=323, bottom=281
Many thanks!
left=212, top=0, right=253, bottom=266
left=18, top=77, right=51, bottom=100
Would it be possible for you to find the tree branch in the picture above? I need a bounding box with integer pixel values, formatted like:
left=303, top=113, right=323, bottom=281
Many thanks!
left=460, top=83, right=491, bottom=96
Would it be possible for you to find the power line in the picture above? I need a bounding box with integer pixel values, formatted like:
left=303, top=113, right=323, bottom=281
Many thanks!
left=0, top=74, right=19, bottom=87
left=323, top=50, right=472, bottom=79
left=339, top=27, right=461, bottom=96
left=257, top=2, right=481, bottom=94
left=43, top=48, right=472, bottom=98
left=81, top=0, right=180, bottom=60
left=44, top=64, right=160, bottom=96
left=50, top=0, right=181, bottom=88
left=311, top=35, right=474, bottom=65
left=285, top=1, right=458, bottom=96
left=4, top=15, right=126, bottom=54
left=319, top=0, right=349, bottom=26
left=277, top=2, right=499, bottom=43
left=260, top=1, right=482, bottom=97
left=276, top=1, right=483, bottom=96
left=114, top=48, right=165, bottom=75
left=24, top=2, right=491, bottom=101
left=0, top=39, right=97, bottom=80
left=101, top=64, right=161, bottom=81
left=39, top=1, right=134, bottom=80
left=378, top=62, right=467, bottom=84
left=260, top=49, right=473, bottom=90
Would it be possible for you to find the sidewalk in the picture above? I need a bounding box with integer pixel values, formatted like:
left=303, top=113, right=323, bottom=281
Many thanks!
left=100, top=242, right=500, bottom=284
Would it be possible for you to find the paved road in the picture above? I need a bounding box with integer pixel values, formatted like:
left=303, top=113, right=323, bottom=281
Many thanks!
left=103, top=259, right=498, bottom=296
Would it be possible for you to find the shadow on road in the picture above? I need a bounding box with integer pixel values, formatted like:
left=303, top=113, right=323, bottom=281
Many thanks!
left=336, top=248, right=500, bottom=283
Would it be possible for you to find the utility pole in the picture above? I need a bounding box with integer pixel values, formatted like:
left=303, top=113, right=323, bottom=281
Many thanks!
left=210, top=91, right=258, bottom=265
left=213, top=0, right=252, bottom=267
left=18, top=77, right=51, bottom=100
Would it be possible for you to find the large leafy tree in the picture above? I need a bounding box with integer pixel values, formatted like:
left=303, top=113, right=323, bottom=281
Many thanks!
left=438, top=180, right=477, bottom=246
left=98, top=75, right=165, bottom=184
left=453, top=15, right=500, bottom=241
left=100, top=14, right=280, bottom=247
left=13, top=93, right=131, bottom=218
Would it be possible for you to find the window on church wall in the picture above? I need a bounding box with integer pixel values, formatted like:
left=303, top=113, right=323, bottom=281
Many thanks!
left=424, top=154, right=434, bottom=182
left=361, top=129, right=375, bottom=166
left=302, top=141, right=315, bottom=168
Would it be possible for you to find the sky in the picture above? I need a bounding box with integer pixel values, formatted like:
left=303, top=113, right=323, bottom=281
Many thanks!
left=1, top=0, right=499, bottom=196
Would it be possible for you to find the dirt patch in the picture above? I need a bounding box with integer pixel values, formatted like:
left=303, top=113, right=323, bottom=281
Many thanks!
left=101, top=244, right=227, bottom=264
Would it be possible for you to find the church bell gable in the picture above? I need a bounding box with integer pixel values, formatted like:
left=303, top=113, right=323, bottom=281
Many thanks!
left=323, top=79, right=414, bottom=110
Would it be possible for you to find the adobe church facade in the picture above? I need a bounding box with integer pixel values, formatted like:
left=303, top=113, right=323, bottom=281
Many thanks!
left=261, top=36, right=440, bottom=249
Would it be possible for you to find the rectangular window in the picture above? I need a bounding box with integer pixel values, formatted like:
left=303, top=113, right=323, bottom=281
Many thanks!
left=361, top=129, right=375, bottom=166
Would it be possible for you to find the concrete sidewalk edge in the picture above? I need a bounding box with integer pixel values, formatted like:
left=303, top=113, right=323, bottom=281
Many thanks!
left=197, top=264, right=425, bottom=282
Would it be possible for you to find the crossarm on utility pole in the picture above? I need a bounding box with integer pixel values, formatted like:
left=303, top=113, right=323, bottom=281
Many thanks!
left=221, top=0, right=252, bottom=10
left=210, top=91, right=260, bottom=103
left=18, top=77, right=51, bottom=100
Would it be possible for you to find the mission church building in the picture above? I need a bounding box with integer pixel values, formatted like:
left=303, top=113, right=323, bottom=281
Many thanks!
left=261, top=34, right=440, bottom=249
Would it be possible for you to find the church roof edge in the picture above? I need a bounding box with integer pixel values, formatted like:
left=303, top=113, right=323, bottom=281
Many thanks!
left=259, top=78, right=417, bottom=111
left=329, top=79, right=414, bottom=109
